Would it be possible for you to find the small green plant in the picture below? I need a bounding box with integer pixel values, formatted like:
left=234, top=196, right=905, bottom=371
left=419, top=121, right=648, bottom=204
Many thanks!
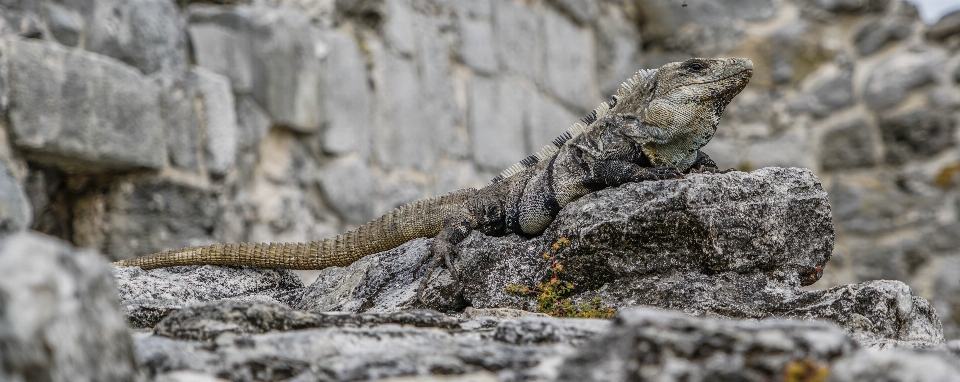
left=505, top=237, right=615, bottom=319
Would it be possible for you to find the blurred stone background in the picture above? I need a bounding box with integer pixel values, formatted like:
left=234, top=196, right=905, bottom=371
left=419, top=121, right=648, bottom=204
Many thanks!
left=0, top=0, right=959, bottom=338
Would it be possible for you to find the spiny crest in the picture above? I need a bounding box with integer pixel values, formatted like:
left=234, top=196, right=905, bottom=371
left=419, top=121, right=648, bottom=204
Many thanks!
left=617, top=68, right=657, bottom=99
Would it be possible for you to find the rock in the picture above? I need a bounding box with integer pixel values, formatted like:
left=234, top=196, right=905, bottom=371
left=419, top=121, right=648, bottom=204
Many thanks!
left=494, top=0, right=541, bottom=82
left=114, top=265, right=304, bottom=328
left=319, top=156, right=377, bottom=225
left=820, top=119, right=877, bottom=171
left=782, top=280, right=944, bottom=348
left=457, top=18, right=498, bottom=74
left=789, top=70, right=855, bottom=118
left=1, top=38, right=167, bottom=171
left=0, top=232, right=137, bottom=381
left=188, top=5, right=326, bottom=132
left=542, top=6, right=598, bottom=110
left=546, top=0, right=599, bottom=24
left=0, top=163, right=30, bottom=236
left=154, top=300, right=459, bottom=341
left=558, top=308, right=855, bottom=381
left=828, top=348, right=960, bottom=381
left=194, top=67, right=238, bottom=176
left=802, top=0, right=890, bottom=13
left=321, top=30, right=373, bottom=156
left=467, top=75, right=529, bottom=171
left=829, top=172, right=942, bottom=234
left=234, top=95, right=272, bottom=154
left=854, top=17, right=912, bottom=55
left=88, top=179, right=222, bottom=261
left=82, top=0, right=189, bottom=75
left=43, top=3, right=83, bottom=47
left=880, top=110, right=955, bottom=165
left=155, top=72, right=203, bottom=171
left=933, top=256, right=960, bottom=340
left=927, top=9, right=960, bottom=41
left=594, top=5, right=641, bottom=95
left=526, top=92, right=579, bottom=154
left=863, top=52, right=946, bottom=111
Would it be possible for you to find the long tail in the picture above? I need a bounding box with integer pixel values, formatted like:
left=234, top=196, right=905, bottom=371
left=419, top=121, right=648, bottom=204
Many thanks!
left=113, top=188, right=478, bottom=270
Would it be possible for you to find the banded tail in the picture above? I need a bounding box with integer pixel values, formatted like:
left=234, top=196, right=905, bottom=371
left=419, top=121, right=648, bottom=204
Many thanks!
left=113, top=188, right=478, bottom=270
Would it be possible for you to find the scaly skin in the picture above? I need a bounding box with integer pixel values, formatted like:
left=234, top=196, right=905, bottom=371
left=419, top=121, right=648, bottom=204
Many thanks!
left=115, top=57, right=753, bottom=303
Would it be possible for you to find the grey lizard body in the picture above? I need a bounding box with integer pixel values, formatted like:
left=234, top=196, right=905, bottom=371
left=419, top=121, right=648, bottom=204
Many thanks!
left=115, top=57, right=753, bottom=300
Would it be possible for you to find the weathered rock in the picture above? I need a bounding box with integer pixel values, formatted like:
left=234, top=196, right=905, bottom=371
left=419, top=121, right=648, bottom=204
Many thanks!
left=468, top=76, right=530, bottom=171
left=319, top=156, right=377, bottom=224
left=542, top=6, right=598, bottom=109
left=854, top=17, right=912, bottom=55
left=188, top=5, right=326, bottom=132
left=194, top=67, right=238, bottom=176
left=0, top=163, right=30, bottom=236
left=863, top=52, right=946, bottom=111
left=0, top=232, right=137, bottom=381
left=321, top=30, right=373, bottom=156
left=155, top=72, right=203, bottom=171
left=820, top=119, right=877, bottom=171
left=789, top=71, right=855, bottom=118
left=1, top=38, right=167, bottom=171
left=134, top=307, right=603, bottom=381
left=927, top=9, right=960, bottom=41
left=828, top=348, right=960, bottom=381
left=72, top=179, right=223, bottom=261
left=880, top=110, right=956, bottom=164
left=154, top=300, right=459, bottom=341
left=494, top=0, right=541, bottom=82
left=43, top=3, right=83, bottom=47
left=81, top=0, right=189, bottom=75
left=558, top=308, right=855, bottom=381
left=115, top=265, right=304, bottom=328
left=457, top=18, right=498, bottom=74
left=803, top=0, right=890, bottom=13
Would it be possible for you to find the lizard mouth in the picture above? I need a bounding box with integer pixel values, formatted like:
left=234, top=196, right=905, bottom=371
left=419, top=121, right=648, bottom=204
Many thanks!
left=690, top=68, right=754, bottom=86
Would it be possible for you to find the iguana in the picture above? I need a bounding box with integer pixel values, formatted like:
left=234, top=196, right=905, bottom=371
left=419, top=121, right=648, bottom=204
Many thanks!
left=115, top=57, right=753, bottom=300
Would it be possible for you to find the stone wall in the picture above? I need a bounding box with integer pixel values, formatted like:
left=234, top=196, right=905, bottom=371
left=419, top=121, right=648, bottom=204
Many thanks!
left=1, top=0, right=959, bottom=337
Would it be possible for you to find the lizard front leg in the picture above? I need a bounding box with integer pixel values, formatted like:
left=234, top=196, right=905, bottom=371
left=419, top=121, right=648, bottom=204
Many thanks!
left=590, top=159, right=684, bottom=187
left=417, top=211, right=473, bottom=304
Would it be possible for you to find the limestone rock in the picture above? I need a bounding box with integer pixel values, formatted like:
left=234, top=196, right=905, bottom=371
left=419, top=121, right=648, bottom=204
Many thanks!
left=0, top=232, right=137, bottom=381
left=863, top=52, right=946, bottom=111
left=82, top=0, right=189, bottom=75
left=115, top=265, right=304, bottom=328
left=1, top=38, right=166, bottom=171
left=879, top=110, right=956, bottom=165
left=0, top=163, right=30, bottom=237
left=194, top=67, right=238, bottom=176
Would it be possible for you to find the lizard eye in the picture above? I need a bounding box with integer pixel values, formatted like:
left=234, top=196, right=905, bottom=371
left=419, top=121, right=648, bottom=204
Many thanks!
left=689, top=62, right=705, bottom=71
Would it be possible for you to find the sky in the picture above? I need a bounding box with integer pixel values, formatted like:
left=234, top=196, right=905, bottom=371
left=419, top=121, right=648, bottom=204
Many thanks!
left=910, top=0, right=960, bottom=23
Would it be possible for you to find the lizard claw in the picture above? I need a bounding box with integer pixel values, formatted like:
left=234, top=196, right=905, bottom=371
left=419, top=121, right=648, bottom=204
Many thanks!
left=416, top=248, right=461, bottom=305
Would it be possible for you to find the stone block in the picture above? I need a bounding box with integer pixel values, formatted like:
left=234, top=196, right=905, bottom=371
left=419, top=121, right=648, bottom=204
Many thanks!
left=415, top=14, right=465, bottom=158
left=829, top=172, right=941, bottom=234
left=494, top=0, right=541, bottom=82
left=371, top=45, right=441, bottom=170
left=43, top=3, right=82, bottom=47
left=0, top=163, right=30, bottom=236
left=468, top=75, right=528, bottom=171
left=933, top=256, right=960, bottom=340
left=235, top=95, right=271, bottom=153
left=194, top=67, right=238, bottom=176
left=383, top=0, right=415, bottom=55
left=863, top=52, right=945, bottom=111
left=546, top=0, right=599, bottom=24
left=542, top=7, right=598, bottom=109
left=527, top=91, right=579, bottom=153
left=319, top=157, right=376, bottom=225
left=2, top=38, right=167, bottom=171
left=820, top=119, right=877, bottom=171
left=188, top=6, right=327, bottom=132
left=155, top=73, right=202, bottom=171
left=802, top=0, right=890, bottom=13
left=594, top=5, right=641, bottom=95
left=880, top=110, right=955, bottom=164
left=82, top=0, right=189, bottom=74
left=0, top=232, right=137, bottom=381
left=98, top=179, right=221, bottom=260
left=854, top=17, right=912, bottom=56
left=458, top=18, right=498, bottom=74
left=321, top=30, right=373, bottom=155
left=188, top=21, right=255, bottom=93
left=789, top=70, right=854, bottom=118
left=926, top=9, right=960, bottom=41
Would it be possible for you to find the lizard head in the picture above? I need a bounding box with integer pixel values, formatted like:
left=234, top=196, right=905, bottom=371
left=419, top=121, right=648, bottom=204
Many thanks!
left=609, top=57, right=753, bottom=168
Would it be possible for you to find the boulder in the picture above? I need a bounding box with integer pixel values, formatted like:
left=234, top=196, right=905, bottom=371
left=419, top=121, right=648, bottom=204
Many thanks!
left=0, top=232, right=137, bottom=381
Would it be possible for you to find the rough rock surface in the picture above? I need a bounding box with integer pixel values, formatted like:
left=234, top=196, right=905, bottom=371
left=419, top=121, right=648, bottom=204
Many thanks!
left=129, top=304, right=960, bottom=382
left=0, top=232, right=137, bottom=381
left=115, top=168, right=944, bottom=350
left=115, top=265, right=304, bottom=328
